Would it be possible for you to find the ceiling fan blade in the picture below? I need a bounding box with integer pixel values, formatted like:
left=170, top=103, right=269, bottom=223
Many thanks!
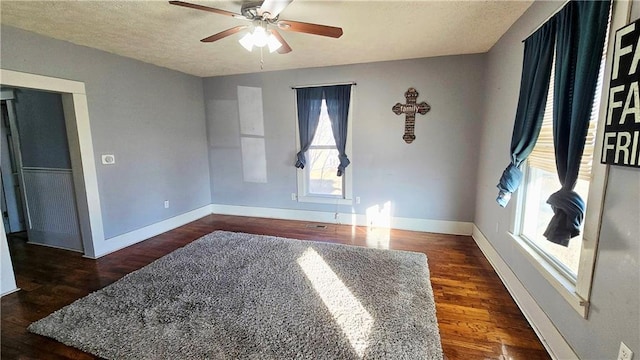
left=258, top=0, right=293, bottom=19
left=200, top=25, right=249, bottom=43
left=270, top=29, right=292, bottom=54
left=169, top=1, right=245, bottom=19
left=277, top=20, right=343, bottom=38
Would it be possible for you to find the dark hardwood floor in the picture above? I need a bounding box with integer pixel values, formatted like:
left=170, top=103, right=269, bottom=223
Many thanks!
left=1, top=214, right=551, bottom=359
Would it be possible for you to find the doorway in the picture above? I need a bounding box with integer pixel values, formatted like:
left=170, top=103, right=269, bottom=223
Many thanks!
left=1, top=69, right=105, bottom=295
left=1, top=88, right=83, bottom=252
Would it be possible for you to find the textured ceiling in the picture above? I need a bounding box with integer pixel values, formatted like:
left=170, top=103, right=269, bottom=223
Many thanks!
left=0, top=1, right=533, bottom=77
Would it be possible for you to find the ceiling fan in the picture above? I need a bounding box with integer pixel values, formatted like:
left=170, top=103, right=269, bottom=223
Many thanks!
left=169, top=0, right=343, bottom=54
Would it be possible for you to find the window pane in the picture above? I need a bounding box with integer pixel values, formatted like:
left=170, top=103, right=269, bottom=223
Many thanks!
left=311, top=101, right=336, bottom=146
left=521, top=167, right=590, bottom=277
left=307, top=148, right=342, bottom=196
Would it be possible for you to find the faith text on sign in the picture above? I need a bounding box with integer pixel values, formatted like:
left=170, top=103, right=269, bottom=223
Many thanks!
left=602, top=18, right=640, bottom=167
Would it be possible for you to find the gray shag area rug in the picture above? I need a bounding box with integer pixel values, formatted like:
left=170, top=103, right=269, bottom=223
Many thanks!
left=29, top=230, right=443, bottom=359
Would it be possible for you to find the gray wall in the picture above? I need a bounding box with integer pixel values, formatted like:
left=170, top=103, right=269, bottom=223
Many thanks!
left=474, top=2, right=640, bottom=359
left=1, top=25, right=211, bottom=239
left=204, top=55, right=484, bottom=222
left=4, top=10, right=637, bottom=358
left=14, top=89, right=72, bottom=169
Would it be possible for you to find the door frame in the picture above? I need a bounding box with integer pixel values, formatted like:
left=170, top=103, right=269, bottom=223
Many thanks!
left=0, top=94, right=27, bottom=233
left=0, top=92, right=29, bottom=234
left=0, top=69, right=105, bottom=261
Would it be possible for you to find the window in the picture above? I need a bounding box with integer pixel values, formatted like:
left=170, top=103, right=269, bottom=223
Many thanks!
left=520, top=50, right=602, bottom=281
left=512, top=1, right=619, bottom=318
left=306, top=100, right=343, bottom=196
left=296, top=91, right=353, bottom=205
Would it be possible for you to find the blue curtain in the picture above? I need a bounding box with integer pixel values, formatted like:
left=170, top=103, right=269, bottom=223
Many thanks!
left=324, top=85, right=352, bottom=176
left=295, top=87, right=324, bottom=169
left=496, top=21, right=556, bottom=207
left=543, top=1, right=610, bottom=245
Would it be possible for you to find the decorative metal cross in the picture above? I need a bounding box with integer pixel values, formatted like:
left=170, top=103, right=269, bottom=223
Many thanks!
left=392, top=88, right=431, bottom=144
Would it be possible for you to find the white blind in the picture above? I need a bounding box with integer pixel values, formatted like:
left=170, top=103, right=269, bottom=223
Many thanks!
left=528, top=47, right=606, bottom=182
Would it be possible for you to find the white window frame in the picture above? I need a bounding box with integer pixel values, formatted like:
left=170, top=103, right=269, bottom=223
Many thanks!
left=295, top=86, right=354, bottom=205
left=509, top=0, right=629, bottom=319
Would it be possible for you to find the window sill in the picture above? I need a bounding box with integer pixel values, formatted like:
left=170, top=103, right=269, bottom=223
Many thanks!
left=297, top=195, right=352, bottom=205
left=508, top=232, right=589, bottom=318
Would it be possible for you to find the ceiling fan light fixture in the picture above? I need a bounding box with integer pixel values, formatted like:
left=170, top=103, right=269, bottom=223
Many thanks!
left=267, top=32, right=282, bottom=53
left=238, top=23, right=282, bottom=53
left=238, top=32, right=255, bottom=51
left=252, top=25, right=269, bottom=47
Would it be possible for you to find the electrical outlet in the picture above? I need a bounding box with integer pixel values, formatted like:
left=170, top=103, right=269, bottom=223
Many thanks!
left=356, top=196, right=361, bottom=204
left=618, top=342, right=633, bottom=360
left=164, top=200, right=169, bottom=209
left=291, top=193, right=297, bottom=201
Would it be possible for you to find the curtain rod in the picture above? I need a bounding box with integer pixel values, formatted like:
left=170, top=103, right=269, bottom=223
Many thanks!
left=291, top=81, right=356, bottom=89
left=522, top=0, right=570, bottom=42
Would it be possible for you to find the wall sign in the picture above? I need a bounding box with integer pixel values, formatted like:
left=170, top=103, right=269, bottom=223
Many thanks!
left=601, top=18, right=640, bottom=167
left=392, top=88, right=430, bottom=144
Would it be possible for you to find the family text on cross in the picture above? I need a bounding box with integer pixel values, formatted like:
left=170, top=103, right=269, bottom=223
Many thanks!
left=392, top=88, right=431, bottom=144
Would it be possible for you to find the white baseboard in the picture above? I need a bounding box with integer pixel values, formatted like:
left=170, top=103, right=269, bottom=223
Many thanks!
left=471, top=225, right=578, bottom=360
left=89, top=205, right=213, bottom=259
left=210, top=204, right=473, bottom=236
left=1, top=287, right=20, bottom=297
left=87, top=204, right=470, bottom=259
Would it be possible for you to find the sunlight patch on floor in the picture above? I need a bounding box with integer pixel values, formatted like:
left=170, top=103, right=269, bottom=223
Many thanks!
left=297, top=247, right=373, bottom=358
left=365, top=201, right=392, bottom=249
